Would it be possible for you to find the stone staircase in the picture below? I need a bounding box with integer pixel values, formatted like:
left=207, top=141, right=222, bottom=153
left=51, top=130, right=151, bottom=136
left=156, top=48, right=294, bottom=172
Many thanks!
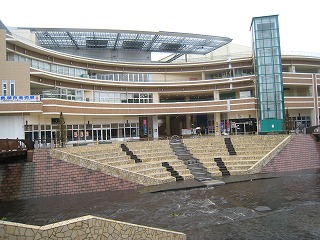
left=50, top=135, right=291, bottom=187
left=120, top=143, right=142, bottom=163
left=224, top=138, right=236, bottom=155
left=214, top=157, right=230, bottom=176
left=183, top=135, right=290, bottom=176
left=126, top=140, right=194, bottom=181
left=162, top=162, right=184, bottom=181
left=169, top=138, right=216, bottom=182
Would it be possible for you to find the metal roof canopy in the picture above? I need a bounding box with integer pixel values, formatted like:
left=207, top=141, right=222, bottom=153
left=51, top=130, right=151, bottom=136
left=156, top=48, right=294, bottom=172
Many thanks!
left=20, top=27, right=232, bottom=55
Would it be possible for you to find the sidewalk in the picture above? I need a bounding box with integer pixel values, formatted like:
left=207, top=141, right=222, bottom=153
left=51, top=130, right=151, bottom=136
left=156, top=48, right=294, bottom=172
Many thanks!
left=137, top=172, right=279, bottom=193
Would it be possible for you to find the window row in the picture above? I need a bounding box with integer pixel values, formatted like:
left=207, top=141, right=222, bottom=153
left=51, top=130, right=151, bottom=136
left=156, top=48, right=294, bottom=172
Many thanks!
left=90, top=73, right=151, bottom=82
left=24, top=123, right=140, bottom=143
left=39, top=88, right=84, bottom=101
left=11, top=54, right=152, bottom=83
left=94, top=91, right=153, bottom=103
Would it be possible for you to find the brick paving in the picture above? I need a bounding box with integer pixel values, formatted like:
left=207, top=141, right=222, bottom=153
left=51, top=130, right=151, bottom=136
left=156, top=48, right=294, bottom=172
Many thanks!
left=261, top=134, right=320, bottom=173
left=0, top=150, right=141, bottom=200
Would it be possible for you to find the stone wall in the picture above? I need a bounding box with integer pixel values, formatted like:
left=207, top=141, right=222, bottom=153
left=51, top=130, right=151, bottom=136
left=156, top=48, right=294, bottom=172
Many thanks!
left=0, top=215, right=186, bottom=240
left=0, top=150, right=141, bottom=201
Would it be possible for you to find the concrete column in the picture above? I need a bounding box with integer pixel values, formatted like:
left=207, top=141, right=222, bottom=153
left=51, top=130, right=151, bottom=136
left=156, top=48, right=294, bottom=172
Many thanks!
left=201, top=72, right=205, bottom=80
left=166, top=115, right=171, bottom=136
left=147, top=116, right=152, bottom=138
left=288, top=65, right=296, bottom=73
left=214, top=90, right=220, bottom=100
left=214, top=112, right=221, bottom=136
left=312, top=74, right=319, bottom=126
left=153, top=92, right=160, bottom=103
left=186, top=114, right=192, bottom=129
left=152, top=116, right=159, bottom=139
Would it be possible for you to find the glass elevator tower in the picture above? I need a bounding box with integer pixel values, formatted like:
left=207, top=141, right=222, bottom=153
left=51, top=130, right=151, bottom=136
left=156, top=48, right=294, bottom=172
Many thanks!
left=251, top=15, right=284, bottom=133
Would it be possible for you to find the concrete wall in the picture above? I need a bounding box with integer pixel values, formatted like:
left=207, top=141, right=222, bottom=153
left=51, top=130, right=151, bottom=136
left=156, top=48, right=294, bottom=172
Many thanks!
left=0, top=29, right=30, bottom=96
left=0, top=115, right=24, bottom=138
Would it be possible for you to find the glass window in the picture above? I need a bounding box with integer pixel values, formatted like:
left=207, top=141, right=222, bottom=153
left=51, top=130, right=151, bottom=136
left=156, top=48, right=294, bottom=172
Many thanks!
left=263, top=38, right=272, bottom=47
left=265, top=66, right=273, bottom=74
left=114, top=74, right=119, bottom=81
left=273, top=65, right=281, bottom=73
left=31, top=59, right=38, bottom=68
left=2, top=80, right=8, bottom=96
left=10, top=80, right=15, bottom=95
left=264, top=57, right=272, bottom=64
left=273, top=56, right=280, bottom=64
left=51, top=64, right=57, bottom=73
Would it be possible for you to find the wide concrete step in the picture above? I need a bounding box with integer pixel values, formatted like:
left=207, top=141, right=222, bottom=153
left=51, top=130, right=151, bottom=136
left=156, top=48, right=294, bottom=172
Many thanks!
left=121, top=162, right=163, bottom=171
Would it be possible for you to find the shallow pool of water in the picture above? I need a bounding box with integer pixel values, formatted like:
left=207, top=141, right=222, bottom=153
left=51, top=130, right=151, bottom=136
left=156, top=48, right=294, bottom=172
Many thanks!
left=1, top=170, right=320, bottom=239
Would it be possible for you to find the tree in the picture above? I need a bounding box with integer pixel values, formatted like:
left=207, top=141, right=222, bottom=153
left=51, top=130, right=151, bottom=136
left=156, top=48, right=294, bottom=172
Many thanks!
left=283, top=108, right=295, bottom=134
left=56, top=112, right=66, bottom=147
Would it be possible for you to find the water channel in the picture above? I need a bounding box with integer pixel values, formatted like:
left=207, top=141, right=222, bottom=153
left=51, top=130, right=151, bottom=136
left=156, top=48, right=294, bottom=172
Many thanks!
left=1, top=169, right=320, bottom=239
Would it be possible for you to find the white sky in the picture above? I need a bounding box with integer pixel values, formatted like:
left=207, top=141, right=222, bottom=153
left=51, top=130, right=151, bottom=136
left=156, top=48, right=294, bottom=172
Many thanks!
left=1, top=0, right=320, bottom=53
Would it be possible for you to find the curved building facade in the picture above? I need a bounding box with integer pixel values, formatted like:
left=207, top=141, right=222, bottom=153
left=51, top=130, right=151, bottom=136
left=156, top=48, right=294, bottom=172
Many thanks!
left=0, top=16, right=319, bottom=145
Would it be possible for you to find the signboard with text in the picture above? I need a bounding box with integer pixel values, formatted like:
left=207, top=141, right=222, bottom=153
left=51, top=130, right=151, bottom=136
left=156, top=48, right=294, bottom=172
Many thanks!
left=0, top=95, right=40, bottom=102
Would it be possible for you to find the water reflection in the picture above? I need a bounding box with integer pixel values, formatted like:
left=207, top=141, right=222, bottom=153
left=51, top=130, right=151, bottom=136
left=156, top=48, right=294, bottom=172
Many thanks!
left=1, top=170, right=320, bottom=239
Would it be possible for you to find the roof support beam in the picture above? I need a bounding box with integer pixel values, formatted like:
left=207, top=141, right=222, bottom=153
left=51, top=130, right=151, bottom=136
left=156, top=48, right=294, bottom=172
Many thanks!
left=66, top=31, right=79, bottom=49
left=165, top=53, right=185, bottom=63
left=113, top=33, right=120, bottom=50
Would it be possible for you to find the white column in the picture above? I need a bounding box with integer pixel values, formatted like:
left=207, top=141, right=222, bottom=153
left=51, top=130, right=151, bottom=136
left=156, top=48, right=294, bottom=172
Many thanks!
left=201, top=72, right=205, bottom=80
left=214, top=90, right=220, bottom=100
left=312, top=74, right=319, bottom=126
left=288, top=65, right=296, bottom=73
left=152, top=116, right=159, bottom=139
left=214, top=112, right=221, bottom=136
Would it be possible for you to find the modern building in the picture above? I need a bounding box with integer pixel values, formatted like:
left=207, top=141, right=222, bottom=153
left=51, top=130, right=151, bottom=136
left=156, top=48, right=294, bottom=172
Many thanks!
left=0, top=15, right=319, bottom=146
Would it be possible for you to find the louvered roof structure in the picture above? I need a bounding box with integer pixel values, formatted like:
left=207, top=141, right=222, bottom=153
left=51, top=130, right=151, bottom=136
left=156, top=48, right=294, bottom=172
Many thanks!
left=19, top=27, right=232, bottom=61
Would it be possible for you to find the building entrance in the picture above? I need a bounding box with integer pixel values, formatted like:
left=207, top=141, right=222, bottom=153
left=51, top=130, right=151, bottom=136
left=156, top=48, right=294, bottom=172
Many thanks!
left=229, top=118, right=257, bottom=134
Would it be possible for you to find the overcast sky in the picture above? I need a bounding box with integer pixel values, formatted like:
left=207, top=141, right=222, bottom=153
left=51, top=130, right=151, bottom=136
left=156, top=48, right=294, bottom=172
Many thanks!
left=1, top=0, right=320, bottom=53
